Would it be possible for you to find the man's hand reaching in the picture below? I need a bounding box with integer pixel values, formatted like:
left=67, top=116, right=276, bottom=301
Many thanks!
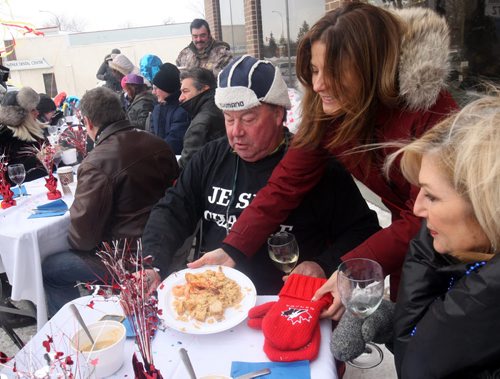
left=187, top=248, right=236, bottom=269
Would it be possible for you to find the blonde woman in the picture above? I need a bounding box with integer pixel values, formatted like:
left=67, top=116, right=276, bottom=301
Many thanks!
left=0, top=87, right=48, bottom=181
left=389, top=93, right=500, bottom=377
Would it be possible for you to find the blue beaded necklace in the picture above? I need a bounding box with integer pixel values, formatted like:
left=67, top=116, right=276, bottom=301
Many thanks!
left=411, top=261, right=487, bottom=338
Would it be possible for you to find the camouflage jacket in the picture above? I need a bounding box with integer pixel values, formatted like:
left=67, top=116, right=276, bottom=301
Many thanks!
left=176, top=39, right=232, bottom=76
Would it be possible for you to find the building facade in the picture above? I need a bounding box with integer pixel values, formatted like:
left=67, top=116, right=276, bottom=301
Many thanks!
left=204, top=0, right=500, bottom=94
left=3, top=23, right=191, bottom=97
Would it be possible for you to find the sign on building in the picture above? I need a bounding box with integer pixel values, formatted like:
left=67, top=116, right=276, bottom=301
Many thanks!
left=4, top=58, right=52, bottom=71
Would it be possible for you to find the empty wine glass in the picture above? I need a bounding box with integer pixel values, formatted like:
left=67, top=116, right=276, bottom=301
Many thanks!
left=52, top=149, right=62, bottom=171
left=7, top=163, right=26, bottom=198
left=47, top=124, right=59, bottom=145
left=337, top=258, right=385, bottom=369
left=268, top=231, right=299, bottom=274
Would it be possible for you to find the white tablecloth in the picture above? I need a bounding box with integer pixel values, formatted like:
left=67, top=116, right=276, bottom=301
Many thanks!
left=0, top=177, right=75, bottom=328
left=7, top=296, right=337, bottom=378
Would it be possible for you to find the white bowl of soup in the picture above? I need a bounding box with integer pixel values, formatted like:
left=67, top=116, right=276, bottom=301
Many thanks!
left=71, top=320, right=126, bottom=377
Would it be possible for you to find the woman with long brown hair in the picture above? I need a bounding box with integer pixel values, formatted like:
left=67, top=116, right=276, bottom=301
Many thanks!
left=190, top=3, right=458, bottom=318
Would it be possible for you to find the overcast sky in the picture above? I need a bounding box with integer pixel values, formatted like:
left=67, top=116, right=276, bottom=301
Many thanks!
left=2, top=0, right=205, bottom=32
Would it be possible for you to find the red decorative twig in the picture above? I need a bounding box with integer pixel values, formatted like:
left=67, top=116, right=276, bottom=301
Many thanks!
left=59, top=123, right=87, bottom=159
left=32, top=143, right=62, bottom=200
left=96, top=239, right=163, bottom=378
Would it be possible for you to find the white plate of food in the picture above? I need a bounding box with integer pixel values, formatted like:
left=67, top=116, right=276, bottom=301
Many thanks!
left=157, top=265, right=257, bottom=334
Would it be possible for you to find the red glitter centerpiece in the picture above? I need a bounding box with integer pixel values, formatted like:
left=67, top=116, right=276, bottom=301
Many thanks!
left=97, top=240, right=163, bottom=379
left=35, top=143, right=62, bottom=200
left=0, top=152, right=16, bottom=209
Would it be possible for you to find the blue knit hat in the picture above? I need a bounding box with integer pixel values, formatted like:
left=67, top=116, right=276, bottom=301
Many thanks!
left=215, top=55, right=291, bottom=111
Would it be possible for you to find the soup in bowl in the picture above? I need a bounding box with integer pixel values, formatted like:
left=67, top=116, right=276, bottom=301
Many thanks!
left=71, top=320, right=126, bottom=377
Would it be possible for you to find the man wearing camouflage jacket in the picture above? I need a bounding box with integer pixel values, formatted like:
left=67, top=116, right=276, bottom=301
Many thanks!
left=176, top=18, right=232, bottom=76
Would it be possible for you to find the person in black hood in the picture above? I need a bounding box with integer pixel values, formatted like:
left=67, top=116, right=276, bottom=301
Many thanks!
left=149, top=63, right=190, bottom=154
left=36, top=94, right=63, bottom=126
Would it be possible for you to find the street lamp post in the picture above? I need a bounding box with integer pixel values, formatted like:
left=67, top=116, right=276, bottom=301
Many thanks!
left=285, top=0, right=293, bottom=85
left=39, top=10, right=61, bottom=30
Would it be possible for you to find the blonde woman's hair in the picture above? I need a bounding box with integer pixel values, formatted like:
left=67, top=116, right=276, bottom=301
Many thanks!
left=386, top=92, right=500, bottom=255
left=7, top=114, right=45, bottom=142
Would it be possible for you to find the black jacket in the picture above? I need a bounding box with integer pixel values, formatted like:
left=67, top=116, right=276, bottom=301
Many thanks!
left=178, top=88, right=225, bottom=169
left=0, top=126, right=47, bottom=182
left=394, top=223, right=500, bottom=378
left=126, top=91, right=156, bottom=130
left=150, top=91, right=190, bottom=155
left=142, top=132, right=380, bottom=294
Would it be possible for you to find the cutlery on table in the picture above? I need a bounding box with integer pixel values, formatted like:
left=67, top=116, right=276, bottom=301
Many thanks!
left=179, top=347, right=197, bottom=379
left=69, top=304, right=95, bottom=346
left=234, top=368, right=271, bottom=379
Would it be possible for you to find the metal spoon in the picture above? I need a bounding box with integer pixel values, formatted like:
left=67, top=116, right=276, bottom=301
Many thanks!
left=179, top=347, right=197, bottom=379
left=69, top=303, right=95, bottom=346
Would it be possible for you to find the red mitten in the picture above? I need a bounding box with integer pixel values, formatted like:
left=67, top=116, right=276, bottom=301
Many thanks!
left=264, top=325, right=321, bottom=362
left=262, top=274, right=332, bottom=350
left=247, top=302, right=275, bottom=330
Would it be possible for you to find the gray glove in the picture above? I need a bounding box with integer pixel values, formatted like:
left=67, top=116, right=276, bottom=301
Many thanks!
left=331, top=300, right=396, bottom=362
left=361, top=299, right=395, bottom=344
left=331, top=311, right=365, bottom=362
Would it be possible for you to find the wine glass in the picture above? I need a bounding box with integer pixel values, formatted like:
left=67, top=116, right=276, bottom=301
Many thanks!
left=47, top=124, right=59, bottom=145
left=52, top=148, right=63, bottom=172
left=7, top=164, right=26, bottom=198
left=337, top=258, right=385, bottom=369
left=267, top=231, right=299, bottom=274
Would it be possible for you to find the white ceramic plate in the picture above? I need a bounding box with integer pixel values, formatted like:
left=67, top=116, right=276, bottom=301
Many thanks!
left=157, top=265, right=257, bottom=334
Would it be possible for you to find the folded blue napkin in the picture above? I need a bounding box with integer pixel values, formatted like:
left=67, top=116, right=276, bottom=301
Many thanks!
left=231, top=360, right=310, bottom=379
left=0, top=185, right=28, bottom=200
left=28, top=199, right=68, bottom=219
left=123, top=316, right=136, bottom=338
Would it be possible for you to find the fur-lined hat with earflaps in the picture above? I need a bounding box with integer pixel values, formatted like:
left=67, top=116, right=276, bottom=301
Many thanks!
left=0, top=87, right=40, bottom=127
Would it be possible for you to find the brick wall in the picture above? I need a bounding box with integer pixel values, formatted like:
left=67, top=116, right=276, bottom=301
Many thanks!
left=244, top=0, right=263, bottom=58
left=204, top=0, right=223, bottom=41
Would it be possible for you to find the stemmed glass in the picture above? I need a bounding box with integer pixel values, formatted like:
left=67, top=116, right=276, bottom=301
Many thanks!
left=52, top=149, right=62, bottom=172
left=7, top=164, right=26, bottom=198
left=267, top=231, right=299, bottom=274
left=47, top=124, right=59, bottom=145
left=337, top=258, right=385, bottom=369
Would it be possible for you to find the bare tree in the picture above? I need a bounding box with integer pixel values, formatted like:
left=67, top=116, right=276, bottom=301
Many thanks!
left=186, top=0, right=205, bottom=19
left=41, top=13, right=87, bottom=32
left=118, top=20, right=135, bottom=29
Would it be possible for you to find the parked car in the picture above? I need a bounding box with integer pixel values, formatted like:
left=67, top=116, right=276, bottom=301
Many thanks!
left=277, top=61, right=296, bottom=87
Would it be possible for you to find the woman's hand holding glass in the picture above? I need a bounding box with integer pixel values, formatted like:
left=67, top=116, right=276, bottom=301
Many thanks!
left=312, top=270, right=344, bottom=320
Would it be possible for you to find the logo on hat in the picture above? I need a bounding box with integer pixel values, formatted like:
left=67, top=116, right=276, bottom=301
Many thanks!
left=219, top=101, right=245, bottom=109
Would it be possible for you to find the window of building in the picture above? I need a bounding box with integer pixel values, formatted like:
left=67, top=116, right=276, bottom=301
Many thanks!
left=43, top=73, right=58, bottom=97
left=369, top=0, right=500, bottom=100
left=260, top=0, right=324, bottom=87
left=219, top=0, right=247, bottom=55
